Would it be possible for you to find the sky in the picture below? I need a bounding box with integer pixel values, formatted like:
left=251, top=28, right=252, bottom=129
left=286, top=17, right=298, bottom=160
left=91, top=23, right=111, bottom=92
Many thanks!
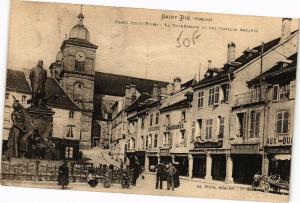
left=7, top=0, right=299, bottom=83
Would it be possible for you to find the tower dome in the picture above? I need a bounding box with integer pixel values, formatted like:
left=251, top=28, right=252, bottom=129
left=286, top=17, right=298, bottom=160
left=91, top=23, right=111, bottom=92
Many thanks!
left=69, top=12, right=90, bottom=41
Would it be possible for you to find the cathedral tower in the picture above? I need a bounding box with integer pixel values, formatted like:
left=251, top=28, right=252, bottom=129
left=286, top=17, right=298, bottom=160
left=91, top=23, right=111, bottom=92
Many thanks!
left=59, top=9, right=98, bottom=148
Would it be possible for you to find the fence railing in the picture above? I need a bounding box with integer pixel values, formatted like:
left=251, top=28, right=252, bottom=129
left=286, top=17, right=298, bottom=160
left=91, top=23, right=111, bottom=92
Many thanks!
left=234, top=89, right=269, bottom=107
left=1, top=161, right=132, bottom=184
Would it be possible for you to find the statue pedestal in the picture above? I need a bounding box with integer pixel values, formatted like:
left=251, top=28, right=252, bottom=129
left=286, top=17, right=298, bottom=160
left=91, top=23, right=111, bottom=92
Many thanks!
left=26, top=106, right=55, bottom=140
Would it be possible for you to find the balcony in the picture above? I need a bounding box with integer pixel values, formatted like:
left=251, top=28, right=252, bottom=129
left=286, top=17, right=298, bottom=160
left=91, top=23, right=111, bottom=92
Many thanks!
left=234, top=89, right=268, bottom=107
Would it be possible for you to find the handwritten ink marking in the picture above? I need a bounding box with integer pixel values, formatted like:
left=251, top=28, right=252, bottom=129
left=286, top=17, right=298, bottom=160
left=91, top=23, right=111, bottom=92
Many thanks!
left=176, top=30, right=201, bottom=48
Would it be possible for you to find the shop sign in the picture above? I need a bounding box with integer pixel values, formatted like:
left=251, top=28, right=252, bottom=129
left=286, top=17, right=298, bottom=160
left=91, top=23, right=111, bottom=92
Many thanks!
left=166, top=123, right=184, bottom=131
left=160, top=148, right=170, bottom=156
left=231, top=144, right=260, bottom=154
left=194, top=140, right=223, bottom=149
left=267, top=136, right=292, bottom=146
left=148, top=126, right=160, bottom=131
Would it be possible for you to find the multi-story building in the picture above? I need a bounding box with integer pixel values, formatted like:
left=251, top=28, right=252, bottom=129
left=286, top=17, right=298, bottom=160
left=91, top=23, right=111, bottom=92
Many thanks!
left=191, top=18, right=298, bottom=184
left=246, top=53, right=297, bottom=181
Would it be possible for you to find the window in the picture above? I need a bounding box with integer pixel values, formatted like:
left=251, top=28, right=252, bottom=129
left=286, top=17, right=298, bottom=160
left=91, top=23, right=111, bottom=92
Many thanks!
left=191, top=121, right=195, bottom=142
left=73, top=82, right=84, bottom=101
left=197, top=119, right=203, bottom=140
left=166, top=114, right=170, bottom=125
left=276, top=111, right=289, bottom=134
left=237, top=113, right=247, bottom=138
left=181, top=111, right=186, bottom=122
left=21, top=95, right=27, bottom=103
left=154, top=134, right=158, bottom=148
left=208, top=88, right=215, bottom=106
left=218, top=117, right=225, bottom=139
left=141, top=116, right=145, bottom=129
left=65, top=147, right=73, bottom=159
left=163, top=133, right=169, bottom=147
left=69, top=111, right=74, bottom=119
left=145, top=135, right=149, bottom=148
left=273, top=85, right=279, bottom=101
left=140, top=136, right=144, bottom=149
left=5, top=93, right=9, bottom=100
left=75, top=60, right=85, bottom=72
left=279, top=84, right=290, bottom=100
left=180, top=130, right=186, bottom=145
left=205, top=119, right=213, bottom=139
left=250, top=111, right=260, bottom=138
left=148, top=135, right=152, bottom=148
left=150, top=113, right=153, bottom=126
left=214, top=85, right=220, bottom=105
left=198, top=91, right=204, bottom=108
left=67, top=125, right=74, bottom=138
left=155, top=112, right=159, bottom=124
left=222, top=84, right=229, bottom=103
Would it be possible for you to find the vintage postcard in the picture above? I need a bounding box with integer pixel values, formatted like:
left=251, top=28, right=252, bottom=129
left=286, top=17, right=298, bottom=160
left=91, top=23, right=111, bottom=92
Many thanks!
left=1, top=0, right=299, bottom=202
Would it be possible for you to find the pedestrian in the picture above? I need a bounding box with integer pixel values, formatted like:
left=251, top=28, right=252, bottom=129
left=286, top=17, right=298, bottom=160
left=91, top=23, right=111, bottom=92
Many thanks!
left=155, top=161, right=166, bottom=189
left=173, top=162, right=180, bottom=188
left=87, top=168, right=98, bottom=188
left=121, top=165, right=131, bottom=189
left=131, top=158, right=141, bottom=186
left=103, top=164, right=113, bottom=188
left=166, top=162, right=176, bottom=191
left=58, top=160, right=69, bottom=189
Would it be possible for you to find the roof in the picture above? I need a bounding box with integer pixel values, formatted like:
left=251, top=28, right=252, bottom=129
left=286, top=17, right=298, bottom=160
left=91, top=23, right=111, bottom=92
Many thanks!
left=61, top=38, right=98, bottom=50
left=6, top=69, right=31, bottom=94
left=193, top=30, right=298, bottom=90
left=6, top=69, right=80, bottom=111
left=94, top=72, right=168, bottom=97
left=247, top=53, right=297, bottom=86
left=45, top=78, right=81, bottom=110
left=160, top=98, right=190, bottom=112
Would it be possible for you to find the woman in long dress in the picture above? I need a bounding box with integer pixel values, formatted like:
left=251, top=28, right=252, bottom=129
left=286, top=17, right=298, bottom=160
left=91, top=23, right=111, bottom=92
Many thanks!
left=58, top=160, right=69, bottom=189
left=103, top=164, right=114, bottom=188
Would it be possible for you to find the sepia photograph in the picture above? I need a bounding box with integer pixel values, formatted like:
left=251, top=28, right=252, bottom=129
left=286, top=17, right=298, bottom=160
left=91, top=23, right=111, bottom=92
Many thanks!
left=0, top=0, right=299, bottom=202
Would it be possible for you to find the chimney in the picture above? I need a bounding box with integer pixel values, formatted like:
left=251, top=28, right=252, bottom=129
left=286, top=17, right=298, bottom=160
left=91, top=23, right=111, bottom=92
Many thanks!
left=129, top=84, right=137, bottom=102
left=227, top=42, right=236, bottom=64
left=125, top=85, right=130, bottom=98
left=208, top=60, right=212, bottom=70
left=167, top=83, right=173, bottom=95
left=281, top=18, right=292, bottom=41
left=173, top=77, right=181, bottom=92
left=152, top=84, right=160, bottom=98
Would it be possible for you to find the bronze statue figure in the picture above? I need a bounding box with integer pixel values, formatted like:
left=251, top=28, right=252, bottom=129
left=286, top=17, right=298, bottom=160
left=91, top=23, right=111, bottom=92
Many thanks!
left=5, top=100, right=29, bottom=158
left=29, top=60, right=48, bottom=107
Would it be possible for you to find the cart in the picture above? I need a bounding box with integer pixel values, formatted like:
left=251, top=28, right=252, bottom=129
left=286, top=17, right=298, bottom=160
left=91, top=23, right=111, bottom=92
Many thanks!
left=252, top=174, right=289, bottom=193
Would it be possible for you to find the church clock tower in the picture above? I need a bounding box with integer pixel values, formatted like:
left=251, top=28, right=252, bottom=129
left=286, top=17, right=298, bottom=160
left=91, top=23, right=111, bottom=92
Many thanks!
left=59, top=9, right=98, bottom=148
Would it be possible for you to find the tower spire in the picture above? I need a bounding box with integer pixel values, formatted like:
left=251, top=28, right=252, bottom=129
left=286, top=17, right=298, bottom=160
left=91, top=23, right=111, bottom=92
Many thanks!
left=77, top=4, right=84, bottom=25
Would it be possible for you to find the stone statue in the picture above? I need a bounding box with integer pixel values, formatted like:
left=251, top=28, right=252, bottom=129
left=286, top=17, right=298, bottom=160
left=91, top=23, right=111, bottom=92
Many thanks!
left=29, top=60, right=48, bottom=107
left=5, top=100, right=29, bottom=158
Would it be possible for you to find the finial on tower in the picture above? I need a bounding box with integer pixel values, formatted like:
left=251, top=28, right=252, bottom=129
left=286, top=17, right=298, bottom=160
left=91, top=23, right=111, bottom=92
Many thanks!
left=77, top=5, right=84, bottom=24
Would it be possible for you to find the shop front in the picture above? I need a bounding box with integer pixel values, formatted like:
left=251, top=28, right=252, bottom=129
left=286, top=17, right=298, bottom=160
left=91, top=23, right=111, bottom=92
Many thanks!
left=173, top=154, right=189, bottom=176
left=231, top=143, right=262, bottom=184
left=266, top=146, right=291, bottom=181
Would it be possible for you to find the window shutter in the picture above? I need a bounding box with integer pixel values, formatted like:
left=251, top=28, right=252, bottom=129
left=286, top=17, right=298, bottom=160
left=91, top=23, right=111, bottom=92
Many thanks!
left=289, top=80, right=296, bottom=99
left=229, top=115, right=236, bottom=139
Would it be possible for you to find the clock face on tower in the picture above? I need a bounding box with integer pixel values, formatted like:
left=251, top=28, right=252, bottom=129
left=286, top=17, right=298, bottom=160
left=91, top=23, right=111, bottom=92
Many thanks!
left=75, top=51, right=86, bottom=62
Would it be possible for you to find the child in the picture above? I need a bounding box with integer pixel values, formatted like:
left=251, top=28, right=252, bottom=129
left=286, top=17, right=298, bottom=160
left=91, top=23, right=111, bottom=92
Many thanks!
left=87, top=168, right=98, bottom=187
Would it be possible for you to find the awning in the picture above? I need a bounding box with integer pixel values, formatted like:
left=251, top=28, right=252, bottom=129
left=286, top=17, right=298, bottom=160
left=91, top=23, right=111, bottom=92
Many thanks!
left=274, top=154, right=291, bottom=160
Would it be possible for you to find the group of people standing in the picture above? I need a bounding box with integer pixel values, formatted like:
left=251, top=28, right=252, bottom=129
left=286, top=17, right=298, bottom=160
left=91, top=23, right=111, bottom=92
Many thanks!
left=57, top=159, right=143, bottom=190
left=155, top=162, right=180, bottom=191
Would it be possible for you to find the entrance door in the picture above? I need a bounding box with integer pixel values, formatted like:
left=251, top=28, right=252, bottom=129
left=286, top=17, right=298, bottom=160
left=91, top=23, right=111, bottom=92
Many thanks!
left=212, top=154, right=226, bottom=181
left=232, top=154, right=262, bottom=184
left=174, top=156, right=189, bottom=176
left=192, top=155, right=206, bottom=178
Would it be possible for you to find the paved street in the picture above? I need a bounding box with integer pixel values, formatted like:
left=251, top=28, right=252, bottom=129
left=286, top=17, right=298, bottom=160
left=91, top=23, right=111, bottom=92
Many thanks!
left=1, top=174, right=288, bottom=203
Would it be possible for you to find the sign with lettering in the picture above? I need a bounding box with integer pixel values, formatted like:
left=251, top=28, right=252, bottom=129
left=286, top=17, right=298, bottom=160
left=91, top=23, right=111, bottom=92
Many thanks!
left=160, top=148, right=170, bottom=156
left=166, top=123, right=184, bottom=131
left=267, top=136, right=292, bottom=146
left=194, top=140, right=223, bottom=149
left=231, top=144, right=260, bottom=154
left=148, top=126, right=160, bottom=131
